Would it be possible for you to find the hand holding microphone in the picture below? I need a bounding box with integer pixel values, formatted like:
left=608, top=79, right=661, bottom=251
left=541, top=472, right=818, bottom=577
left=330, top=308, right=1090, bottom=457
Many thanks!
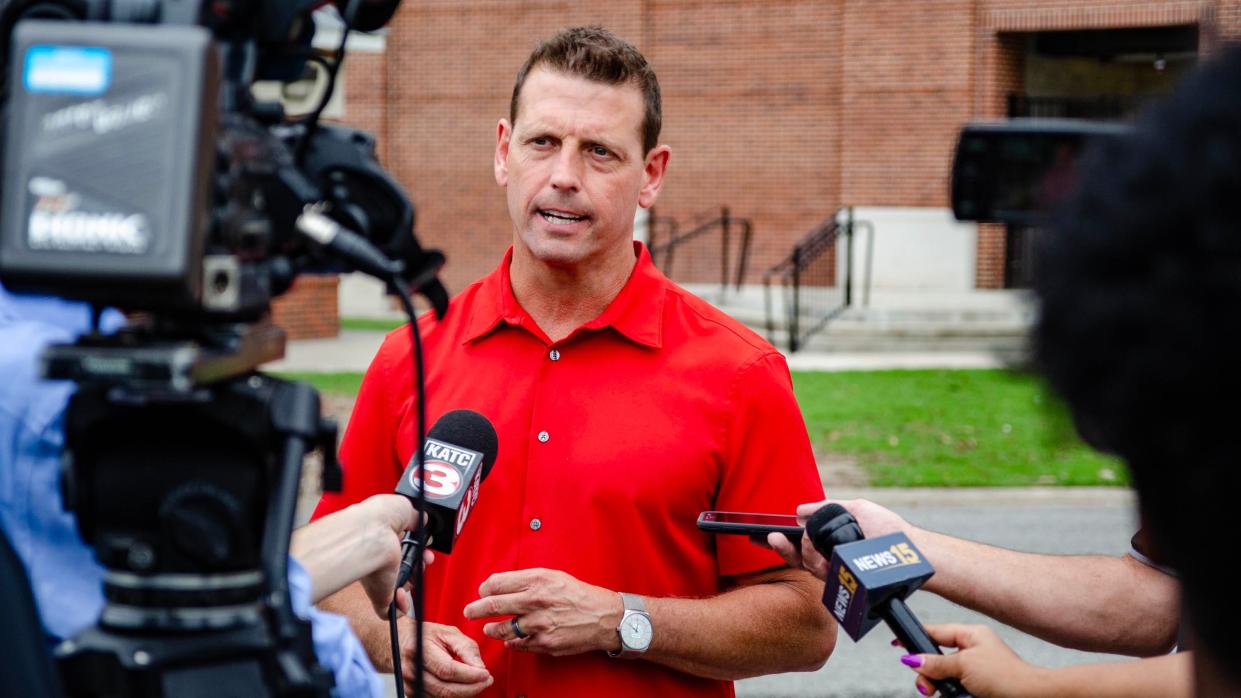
left=389, top=408, right=499, bottom=698
left=768, top=498, right=918, bottom=581
left=900, top=624, right=1042, bottom=698
left=807, top=503, right=972, bottom=698
left=288, top=494, right=433, bottom=618
left=392, top=409, right=499, bottom=589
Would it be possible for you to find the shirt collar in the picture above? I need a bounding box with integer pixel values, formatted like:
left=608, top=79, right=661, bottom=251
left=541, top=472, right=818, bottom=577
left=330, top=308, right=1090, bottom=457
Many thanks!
left=463, top=241, right=665, bottom=349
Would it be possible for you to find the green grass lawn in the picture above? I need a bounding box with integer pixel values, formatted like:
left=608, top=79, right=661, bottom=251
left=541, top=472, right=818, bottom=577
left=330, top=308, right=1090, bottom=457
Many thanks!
left=276, top=371, right=365, bottom=395
left=279, top=368, right=1124, bottom=487
left=792, top=369, right=1124, bottom=487
left=339, top=316, right=405, bottom=332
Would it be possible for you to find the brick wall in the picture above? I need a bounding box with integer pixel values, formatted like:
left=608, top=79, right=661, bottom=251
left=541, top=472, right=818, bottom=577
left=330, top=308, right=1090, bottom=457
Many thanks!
left=1206, top=0, right=1241, bottom=46
left=271, top=275, right=340, bottom=340
left=335, top=0, right=1241, bottom=297
left=649, top=0, right=844, bottom=284
left=342, top=50, right=390, bottom=164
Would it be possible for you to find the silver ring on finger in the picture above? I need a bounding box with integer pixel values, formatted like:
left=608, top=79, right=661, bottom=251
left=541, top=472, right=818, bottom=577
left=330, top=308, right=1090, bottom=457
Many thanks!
left=511, top=616, right=529, bottom=639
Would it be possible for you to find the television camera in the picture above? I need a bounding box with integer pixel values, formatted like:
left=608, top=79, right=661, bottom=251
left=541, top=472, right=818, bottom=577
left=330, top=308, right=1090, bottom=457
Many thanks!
left=0, top=1, right=442, bottom=695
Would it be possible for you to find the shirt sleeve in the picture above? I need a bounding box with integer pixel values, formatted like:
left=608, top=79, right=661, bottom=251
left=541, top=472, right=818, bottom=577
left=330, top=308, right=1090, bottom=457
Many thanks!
left=312, top=333, right=406, bottom=521
left=714, top=352, right=825, bottom=577
left=1129, top=528, right=1177, bottom=577
left=0, top=316, right=107, bottom=641
left=287, top=556, right=382, bottom=698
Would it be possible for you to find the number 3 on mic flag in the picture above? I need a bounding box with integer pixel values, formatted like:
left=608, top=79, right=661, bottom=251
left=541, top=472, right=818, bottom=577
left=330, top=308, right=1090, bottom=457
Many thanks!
left=396, top=436, right=486, bottom=548
left=409, top=460, right=462, bottom=497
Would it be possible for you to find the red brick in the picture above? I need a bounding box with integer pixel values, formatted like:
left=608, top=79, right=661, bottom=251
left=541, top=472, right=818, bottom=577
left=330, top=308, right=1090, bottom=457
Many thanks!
left=326, top=0, right=1240, bottom=297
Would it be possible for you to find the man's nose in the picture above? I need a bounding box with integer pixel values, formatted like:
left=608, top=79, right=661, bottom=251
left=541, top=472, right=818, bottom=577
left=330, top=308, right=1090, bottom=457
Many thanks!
left=549, top=148, right=583, bottom=193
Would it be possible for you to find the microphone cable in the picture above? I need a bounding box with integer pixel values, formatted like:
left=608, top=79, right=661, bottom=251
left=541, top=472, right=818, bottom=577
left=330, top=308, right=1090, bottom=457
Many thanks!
left=295, top=0, right=359, bottom=167
left=389, top=279, right=428, bottom=698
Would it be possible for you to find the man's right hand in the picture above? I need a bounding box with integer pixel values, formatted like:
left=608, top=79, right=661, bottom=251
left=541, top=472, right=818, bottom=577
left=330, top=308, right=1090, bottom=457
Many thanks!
left=396, top=619, right=493, bottom=697
left=768, top=498, right=916, bottom=581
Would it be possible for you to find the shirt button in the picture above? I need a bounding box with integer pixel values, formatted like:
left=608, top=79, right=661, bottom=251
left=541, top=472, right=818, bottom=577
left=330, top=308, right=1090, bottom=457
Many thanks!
left=537, top=431, right=549, bottom=443
left=529, top=518, right=542, bottom=531
left=549, top=349, right=561, bottom=361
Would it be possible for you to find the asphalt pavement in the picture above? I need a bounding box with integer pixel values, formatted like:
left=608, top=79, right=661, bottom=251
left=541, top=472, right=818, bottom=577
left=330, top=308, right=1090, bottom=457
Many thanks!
left=735, top=487, right=1136, bottom=698
left=374, top=487, right=1136, bottom=698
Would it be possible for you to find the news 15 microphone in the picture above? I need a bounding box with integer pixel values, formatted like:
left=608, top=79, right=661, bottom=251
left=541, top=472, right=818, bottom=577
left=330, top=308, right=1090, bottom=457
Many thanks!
left=808, top=503, right=972, bottom=698
left=396, top=409, right=498, bottom=555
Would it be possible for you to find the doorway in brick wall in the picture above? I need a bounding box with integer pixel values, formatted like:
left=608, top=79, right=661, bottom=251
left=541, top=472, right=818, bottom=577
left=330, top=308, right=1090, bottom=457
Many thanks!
left=997, top=24, right=1199, bottom=288
left=1004, top=224, right=1037, bottom=289
left=1009, top=24, right=1199, bottom=120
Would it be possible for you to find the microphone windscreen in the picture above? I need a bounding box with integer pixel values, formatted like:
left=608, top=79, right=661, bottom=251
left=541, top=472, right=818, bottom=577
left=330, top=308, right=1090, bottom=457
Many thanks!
left=807, top=503, right=865, bottom=558
left=806, top=503, right=852, bottom=535
left=427, top=409, right=499, bottom=480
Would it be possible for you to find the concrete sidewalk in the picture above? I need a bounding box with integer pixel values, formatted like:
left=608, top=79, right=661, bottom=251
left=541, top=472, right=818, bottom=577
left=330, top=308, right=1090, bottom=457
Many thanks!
left=265, top=329, right=1016, bottom=374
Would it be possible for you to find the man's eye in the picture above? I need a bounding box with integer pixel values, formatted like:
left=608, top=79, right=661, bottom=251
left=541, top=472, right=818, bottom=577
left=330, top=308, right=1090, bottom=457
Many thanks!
left=532, top=137, right=551, bottom=147
left=591, top=146, right=610, bottom=158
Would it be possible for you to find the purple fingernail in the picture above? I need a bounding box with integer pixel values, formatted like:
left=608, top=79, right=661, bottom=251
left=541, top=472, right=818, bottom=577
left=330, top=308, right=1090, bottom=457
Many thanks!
left=917, top=683, right=930, bottom=696
left=900, top=654, right=923, bottom=668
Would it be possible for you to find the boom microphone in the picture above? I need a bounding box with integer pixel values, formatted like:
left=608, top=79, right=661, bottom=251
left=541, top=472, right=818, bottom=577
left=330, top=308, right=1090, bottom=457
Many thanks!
left=395, top=409, right=498, bottom=558
left=808, top=503, right=972, bottom=698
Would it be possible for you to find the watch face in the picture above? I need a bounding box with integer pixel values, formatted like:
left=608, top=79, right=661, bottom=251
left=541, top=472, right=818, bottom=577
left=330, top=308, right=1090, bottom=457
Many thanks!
left=621, top=613, right=653, bottom=651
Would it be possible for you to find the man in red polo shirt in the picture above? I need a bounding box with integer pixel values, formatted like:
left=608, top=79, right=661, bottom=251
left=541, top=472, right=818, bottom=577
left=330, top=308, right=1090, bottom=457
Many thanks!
left=313, top=25, right=835, bottom=697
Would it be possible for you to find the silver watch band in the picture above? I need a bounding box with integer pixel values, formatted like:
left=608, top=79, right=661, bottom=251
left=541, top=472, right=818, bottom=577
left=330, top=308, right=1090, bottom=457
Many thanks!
left=609, top=592, right=651, bottom=657
left=620, top=592, right=647, bottom=614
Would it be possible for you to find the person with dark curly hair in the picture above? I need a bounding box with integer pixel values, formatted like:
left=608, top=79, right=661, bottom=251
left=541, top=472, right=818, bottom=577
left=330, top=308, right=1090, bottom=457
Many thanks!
left=903, top=41, right=1241, bottom=698
left=774, top=42, right=1241, bottom=698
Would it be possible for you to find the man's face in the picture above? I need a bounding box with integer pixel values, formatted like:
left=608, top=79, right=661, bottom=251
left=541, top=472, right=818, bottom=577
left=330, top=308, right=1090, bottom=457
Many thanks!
left=495, top=67, right=669, bottom=270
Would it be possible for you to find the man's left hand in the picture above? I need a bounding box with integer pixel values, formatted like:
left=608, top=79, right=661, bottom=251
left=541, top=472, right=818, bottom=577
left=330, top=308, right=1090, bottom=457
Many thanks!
left=462, top=568, right=623, bottom=656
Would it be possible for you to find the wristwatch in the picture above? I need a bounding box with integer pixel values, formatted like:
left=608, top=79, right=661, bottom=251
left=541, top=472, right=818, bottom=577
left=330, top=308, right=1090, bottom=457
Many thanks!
left=608, top=592, right=652, bottom=657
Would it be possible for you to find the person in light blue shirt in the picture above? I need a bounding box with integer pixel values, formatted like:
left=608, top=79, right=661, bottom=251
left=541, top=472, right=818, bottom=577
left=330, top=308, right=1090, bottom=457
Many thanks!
left=0, top=282, right=401, bottom=697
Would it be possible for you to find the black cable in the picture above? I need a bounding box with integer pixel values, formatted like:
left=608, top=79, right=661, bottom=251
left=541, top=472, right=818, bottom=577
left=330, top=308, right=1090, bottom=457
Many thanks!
left=389, top=281, right=427, bottom=698
left=389, top=599, right=404, bottom=694
left=295, top=0, right=360, bottom=166
left=296, top=53, right=335, bottom=121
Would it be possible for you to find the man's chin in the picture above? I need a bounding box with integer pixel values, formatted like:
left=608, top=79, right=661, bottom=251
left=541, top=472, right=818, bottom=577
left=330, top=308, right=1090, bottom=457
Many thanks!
left=519, top=236, right=591, bottom=268
left=527, top=247, right=588, bottom=269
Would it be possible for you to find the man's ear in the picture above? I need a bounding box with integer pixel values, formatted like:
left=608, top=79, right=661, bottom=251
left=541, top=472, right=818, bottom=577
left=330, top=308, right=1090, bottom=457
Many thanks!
left=495, top=119, right=512, bottom=187
left=638, top=145, right=671, bottom=209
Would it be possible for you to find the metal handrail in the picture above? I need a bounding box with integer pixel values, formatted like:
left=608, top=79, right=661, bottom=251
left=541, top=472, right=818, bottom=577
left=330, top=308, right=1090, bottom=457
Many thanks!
left=763, top=207, right=872, bottom=352
left=647, top=207, right=753, bottom=293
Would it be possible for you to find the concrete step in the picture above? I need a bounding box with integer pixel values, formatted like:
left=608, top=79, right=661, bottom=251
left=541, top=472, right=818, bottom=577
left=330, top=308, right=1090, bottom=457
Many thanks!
left=693, top=285, right=1034, bottom=356
left=788, top=332, right=1030, bottom=359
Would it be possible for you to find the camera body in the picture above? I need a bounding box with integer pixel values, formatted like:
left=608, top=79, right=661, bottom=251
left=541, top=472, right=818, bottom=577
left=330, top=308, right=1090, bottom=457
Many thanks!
left=951, top=119, right=1131, bottom=225
left=0, top=2, right=430, bottom=695
left=0, top=0, right=443, bottom=328
left=1, top=21, right=225, bottom=313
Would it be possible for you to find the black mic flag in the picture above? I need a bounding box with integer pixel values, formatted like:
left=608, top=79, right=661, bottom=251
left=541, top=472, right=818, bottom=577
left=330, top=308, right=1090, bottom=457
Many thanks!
left=394, top=409, right=498, bottom=555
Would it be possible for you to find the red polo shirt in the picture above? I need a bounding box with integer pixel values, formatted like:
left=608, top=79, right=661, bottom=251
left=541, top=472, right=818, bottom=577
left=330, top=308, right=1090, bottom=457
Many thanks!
left=313, top=243, right=824, bottom=697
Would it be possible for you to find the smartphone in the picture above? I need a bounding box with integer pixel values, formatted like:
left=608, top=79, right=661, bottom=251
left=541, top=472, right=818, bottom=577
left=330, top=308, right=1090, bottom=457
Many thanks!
left=697, top=511, right=804, bottom=545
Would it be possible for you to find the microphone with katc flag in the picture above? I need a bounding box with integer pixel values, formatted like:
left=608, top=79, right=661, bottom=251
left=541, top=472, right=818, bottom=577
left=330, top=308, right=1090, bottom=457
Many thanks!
left=394, top=409, right=498, bottom=588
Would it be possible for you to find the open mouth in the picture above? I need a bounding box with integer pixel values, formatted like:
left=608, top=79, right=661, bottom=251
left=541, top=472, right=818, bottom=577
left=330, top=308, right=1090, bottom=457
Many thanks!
left=538, top=209, right=589, bottom=225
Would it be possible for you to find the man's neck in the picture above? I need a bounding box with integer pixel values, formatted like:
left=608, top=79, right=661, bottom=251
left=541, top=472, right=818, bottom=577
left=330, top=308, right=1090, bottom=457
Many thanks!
left=509, top=244, right=637, bottom=343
